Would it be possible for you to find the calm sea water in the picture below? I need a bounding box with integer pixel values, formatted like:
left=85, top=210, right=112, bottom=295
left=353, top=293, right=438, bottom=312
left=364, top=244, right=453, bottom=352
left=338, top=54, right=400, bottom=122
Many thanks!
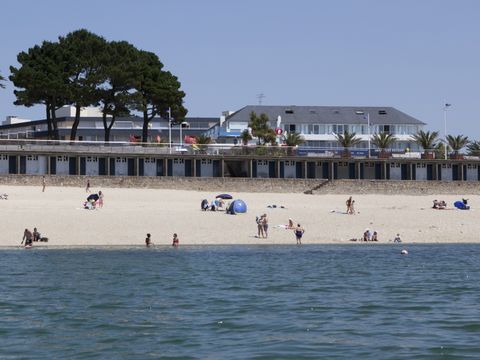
left=1, top=244, right=480, bottom=359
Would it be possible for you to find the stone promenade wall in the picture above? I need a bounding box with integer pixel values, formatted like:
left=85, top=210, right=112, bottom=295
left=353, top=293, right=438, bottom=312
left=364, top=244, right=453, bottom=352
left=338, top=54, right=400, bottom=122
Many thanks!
left=313, top=179, right=480, bottom=195
left=0, top=175, right=322, bottom=193
left=2, top=175, right=480, bottom=194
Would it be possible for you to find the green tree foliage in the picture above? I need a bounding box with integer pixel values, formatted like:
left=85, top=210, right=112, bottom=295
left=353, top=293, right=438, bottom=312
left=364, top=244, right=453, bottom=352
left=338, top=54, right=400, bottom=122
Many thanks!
left=59, top=29, right=108, bottom=140
left=446, top=134, right=469, bottom=156
left=283, top=132, right=305, bottom=146
left=411, top=130, right=439, bottom=153
left=466, top=140, right=480, bottom=156
left=10, top=29, right=187, bottom=143
left=0, top=73, right=5, bottom=88
left=248, top=112, right=276, bottom=145
left=239, top=129, right=252, bottom=145
left=133, top=50, right=187, bottom=143
left=10, top=41, right=68, bottom=139
left=194, top=134, right=212, bottom=144
left=371, top=132, right=397, bottom=157
left=96, top=41, right=141, bottom=142
left=334, top=130, right=362, bottom=157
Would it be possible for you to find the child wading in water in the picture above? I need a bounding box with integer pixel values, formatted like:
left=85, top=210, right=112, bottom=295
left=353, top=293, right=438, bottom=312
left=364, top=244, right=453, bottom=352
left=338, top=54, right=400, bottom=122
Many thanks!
left=145, top=233, right=152, bottom=247
left=172, top=233, right=179, bottom=247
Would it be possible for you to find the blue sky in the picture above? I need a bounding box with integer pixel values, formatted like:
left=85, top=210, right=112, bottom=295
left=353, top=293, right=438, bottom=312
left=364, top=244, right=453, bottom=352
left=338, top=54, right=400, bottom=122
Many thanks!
left=1, top=0, right=479, bottom=137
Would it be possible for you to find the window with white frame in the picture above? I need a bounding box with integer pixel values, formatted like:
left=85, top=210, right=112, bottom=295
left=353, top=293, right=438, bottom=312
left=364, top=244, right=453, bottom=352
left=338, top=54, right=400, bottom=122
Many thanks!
left=201, top=159, right=212, bottom=165
left=173, top=159, right=184, bottom=164
left=116, top=157, right=127, bottom=163
left=0, top=154, right=8, bottom=160
left=257, top=160, right=268, bottom=166
left=144, top=158, right=156, bottom=163
left=27, top=155, right=38, bottom=161
left=57, top=156, right=68, bottom=162
left=87, top=156, right=98, bottom=162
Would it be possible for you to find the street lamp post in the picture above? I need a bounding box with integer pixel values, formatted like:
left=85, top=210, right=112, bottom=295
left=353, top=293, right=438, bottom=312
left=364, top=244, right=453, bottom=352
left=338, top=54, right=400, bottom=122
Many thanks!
left=366, top=113, right=371, bottom=158
left=167, top=107, right=172, bottom=154
left=180, top=122, right=182, bottom=147
left=444, top=103, right=451, bottom=160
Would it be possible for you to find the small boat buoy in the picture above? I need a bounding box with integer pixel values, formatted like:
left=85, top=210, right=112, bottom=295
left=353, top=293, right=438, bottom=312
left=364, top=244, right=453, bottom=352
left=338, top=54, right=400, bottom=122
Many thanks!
left=401, top=249, right=408, bottom=255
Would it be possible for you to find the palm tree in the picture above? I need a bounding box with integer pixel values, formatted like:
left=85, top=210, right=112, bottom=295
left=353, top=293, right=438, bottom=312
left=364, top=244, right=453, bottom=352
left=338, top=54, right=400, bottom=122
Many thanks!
left=334, top=130, right=362, bottom=158
left=446, top=134, right=469, bottom=159
left=411, top=130, right=439, bottom=158
left=283, top=132, right=305, bottom=155
left=371, top=132, right=397, bottom=158
left=467, top=140, right=480, bottom=156
left=239, top=129, right=252, bottom=145
left=283, top=132, right=305, bottom=146
left=194, top=134, right=211, bottom=144
left=194, top=134, right=212, bottom=154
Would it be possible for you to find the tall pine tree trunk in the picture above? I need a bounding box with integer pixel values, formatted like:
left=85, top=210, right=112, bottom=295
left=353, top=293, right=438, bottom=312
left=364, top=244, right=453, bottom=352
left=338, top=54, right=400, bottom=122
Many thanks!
left=142, top=109, right=150, bottom=144
left=70, top=104, right=81, bottom=141
left=46, top=102, right=53, bottom=140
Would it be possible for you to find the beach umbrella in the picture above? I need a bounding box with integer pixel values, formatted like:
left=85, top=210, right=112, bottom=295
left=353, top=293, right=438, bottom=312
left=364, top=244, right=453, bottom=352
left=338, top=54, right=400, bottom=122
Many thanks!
left=216, top=193, right=233, bottom=199
left=87, top=193, right=99, bottom=202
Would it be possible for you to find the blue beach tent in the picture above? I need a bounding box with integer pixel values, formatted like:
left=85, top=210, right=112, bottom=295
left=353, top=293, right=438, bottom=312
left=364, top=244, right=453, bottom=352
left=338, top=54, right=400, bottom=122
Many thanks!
left=227, top=199, right=247, bottom=214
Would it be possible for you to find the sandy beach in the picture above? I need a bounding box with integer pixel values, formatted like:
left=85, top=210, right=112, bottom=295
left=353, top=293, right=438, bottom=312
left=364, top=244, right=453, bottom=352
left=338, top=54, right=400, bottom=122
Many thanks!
left=1, top=184, right=479, bottom=246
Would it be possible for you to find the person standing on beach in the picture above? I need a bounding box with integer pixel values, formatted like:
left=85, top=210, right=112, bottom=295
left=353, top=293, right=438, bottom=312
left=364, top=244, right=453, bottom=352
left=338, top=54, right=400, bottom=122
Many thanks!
left=86, top=179, right=90, bottom=193
left=172, top=233, right=179, bottom=247
left=346, top=196, right=353, bottom=214
left=21, top=229, right=33, bottom=247
left=294, top=224, right=305, bottom=245
left=256, top=215, right=264, bottom=238
left=42, top=176, right=46, bottom=192
left=98, top=191, right=104, bottom=208
left=262, top=214, right=269, bottom=238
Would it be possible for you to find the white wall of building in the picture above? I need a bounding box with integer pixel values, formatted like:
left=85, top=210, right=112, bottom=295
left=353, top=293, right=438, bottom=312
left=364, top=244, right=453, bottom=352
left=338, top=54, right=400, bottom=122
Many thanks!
left=256, top=160, right=269, bottom=178
left=56, top=156, right=70, bottom=175
left=172, top=158, right=185, bottom=176
left=143, top=158, right=157, bottom=176
left=0, top=154, right=8, bottom=174
left=466, top=164, right=478, bottom=181
left=415, top=163, right=427, bottom=181
left=115, top=157, right=128, bottom=176
left=441, top=164, right=452, bottom=181
left=26, top=155, right=47, bottom=174
left=283, top=160, right=296, bottom=178
left=390, top=163, right=402, bottom=180
left=86, top=156, right=99, bottom=176
left=56, top=105, right=106, bottom=118
left=200, top=159, right=214, bottom=177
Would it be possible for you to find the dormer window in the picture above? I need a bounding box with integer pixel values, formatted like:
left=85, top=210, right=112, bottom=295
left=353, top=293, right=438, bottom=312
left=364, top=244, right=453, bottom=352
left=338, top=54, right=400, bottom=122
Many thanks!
left=378, top=110, right=387, bottom=115
left=285, top=109, right=294, bottom=114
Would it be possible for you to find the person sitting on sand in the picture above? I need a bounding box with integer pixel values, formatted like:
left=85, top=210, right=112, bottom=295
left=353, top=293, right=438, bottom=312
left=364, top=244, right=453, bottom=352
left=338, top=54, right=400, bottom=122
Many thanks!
left=371, top=231, right=378, bottom=241
left=33, top=227, right=41, bottom=242
left=21, top=229, right=33, bottom=247
left=432, top=199, right=439, bottom=209
left=363, top=230, right=370, bottom=242
left=145, top=233, right=152, bottom=247
left=394, top=233, right=402, bottom=243
left=287, top=218, right=294, bottom=229
left=172, top=233, right=179, bottom=247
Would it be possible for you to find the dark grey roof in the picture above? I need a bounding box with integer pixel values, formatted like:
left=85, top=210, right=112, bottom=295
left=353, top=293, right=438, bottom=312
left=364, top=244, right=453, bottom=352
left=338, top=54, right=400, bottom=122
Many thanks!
left=225, top=105, right=425, bottom=126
